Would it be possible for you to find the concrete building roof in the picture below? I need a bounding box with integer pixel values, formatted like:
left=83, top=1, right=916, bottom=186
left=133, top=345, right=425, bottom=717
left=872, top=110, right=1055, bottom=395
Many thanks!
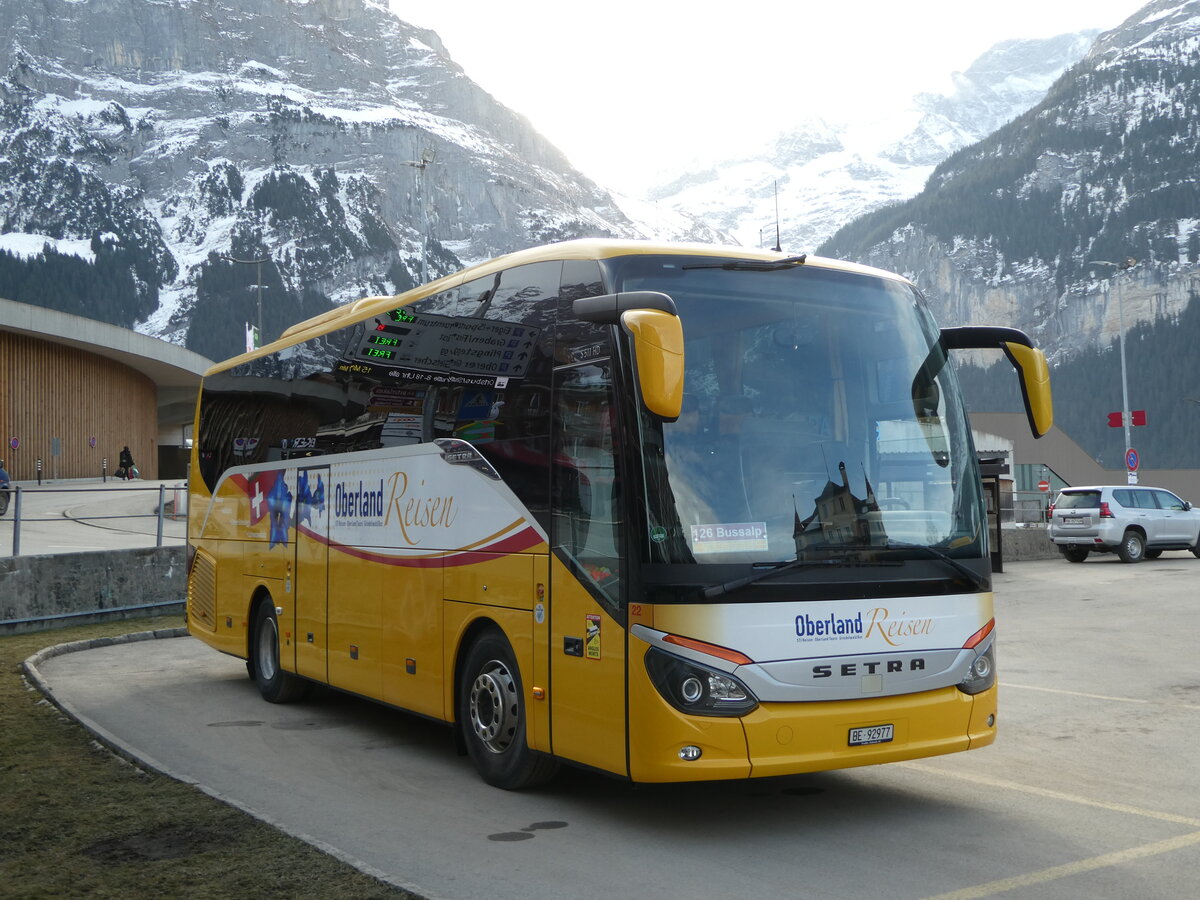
left=0, top=297, right=214, bottom=426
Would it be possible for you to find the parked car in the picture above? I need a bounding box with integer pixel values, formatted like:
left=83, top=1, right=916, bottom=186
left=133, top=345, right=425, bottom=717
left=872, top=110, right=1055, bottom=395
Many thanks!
left=1048, top=485, right=1200, bottom=563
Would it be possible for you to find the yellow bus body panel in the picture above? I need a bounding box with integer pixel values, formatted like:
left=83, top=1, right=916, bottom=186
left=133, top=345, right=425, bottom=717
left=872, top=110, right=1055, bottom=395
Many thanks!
left=966, top=682, right=999, bottom=750
left=444, top=552, right=536, bottom=612
left=627, top=630, right=753, bottom=782
left=547, top=555, right=628, bottom=776
left=379, top=553, right=445, bottom=720
left=743, top=684, right=996, bottom=778
left=529, top=554, right=550, bottom=753
left=327, top=545, right=383, bottom=699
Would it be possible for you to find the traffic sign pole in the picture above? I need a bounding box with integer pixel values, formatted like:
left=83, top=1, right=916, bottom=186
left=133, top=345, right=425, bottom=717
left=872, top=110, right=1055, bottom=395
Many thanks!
left=1126, top=447, right=1139, bottom=485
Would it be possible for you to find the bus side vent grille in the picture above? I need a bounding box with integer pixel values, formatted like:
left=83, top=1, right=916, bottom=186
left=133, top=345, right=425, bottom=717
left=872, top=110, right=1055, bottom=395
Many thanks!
left=189, top=549, right=218, bottom=632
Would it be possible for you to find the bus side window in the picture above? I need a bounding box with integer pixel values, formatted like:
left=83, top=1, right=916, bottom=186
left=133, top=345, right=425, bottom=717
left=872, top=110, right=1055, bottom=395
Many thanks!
left=465, top=262, right=560, bottom=533
left=557, top=259, right=608, bottom=363
left=552, top=361, right=622, bottom=608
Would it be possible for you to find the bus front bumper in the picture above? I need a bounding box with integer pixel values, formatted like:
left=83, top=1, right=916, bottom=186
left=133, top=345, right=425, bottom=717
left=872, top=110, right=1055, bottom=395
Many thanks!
left=627, top=683, right=997, bottom=783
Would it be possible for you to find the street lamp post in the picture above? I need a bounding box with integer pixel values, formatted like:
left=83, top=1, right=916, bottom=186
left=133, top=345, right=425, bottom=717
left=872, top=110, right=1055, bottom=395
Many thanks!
left=220, top=254, right=268, bottom=348
left=1090, top=258, right=1138, bottom=483
left=401, top=148, right=435, bottom=284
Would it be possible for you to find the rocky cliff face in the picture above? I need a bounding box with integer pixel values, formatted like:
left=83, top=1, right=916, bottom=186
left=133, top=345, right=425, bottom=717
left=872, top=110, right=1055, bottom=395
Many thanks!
left=854, top=226, right=1199, bottom=364
left=0, top=0, right=725, bottom=359
left=819, top=0, right=1200, bottom=364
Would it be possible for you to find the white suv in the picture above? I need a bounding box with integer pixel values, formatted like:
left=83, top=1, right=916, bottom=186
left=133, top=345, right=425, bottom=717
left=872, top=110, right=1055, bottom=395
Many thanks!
left=1048, top=485, right=1200, bottom=563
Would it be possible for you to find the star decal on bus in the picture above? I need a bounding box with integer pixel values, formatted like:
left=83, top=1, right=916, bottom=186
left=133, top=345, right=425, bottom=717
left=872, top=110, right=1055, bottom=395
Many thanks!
left=266, top=474, right=293, bottom=548
left=295, top=469, right=326, bottom=526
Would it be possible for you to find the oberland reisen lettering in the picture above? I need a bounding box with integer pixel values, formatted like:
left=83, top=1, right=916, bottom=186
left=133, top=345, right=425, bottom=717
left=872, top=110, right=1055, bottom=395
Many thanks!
left=335, top=481, right=385, bottom=518
left=385, top=471, right=457, bottom=545
left=796, top=612, right=863, bottom=638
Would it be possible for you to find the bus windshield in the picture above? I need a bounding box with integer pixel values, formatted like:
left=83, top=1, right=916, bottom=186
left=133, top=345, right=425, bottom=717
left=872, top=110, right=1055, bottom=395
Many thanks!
left=609, top=256, right=983, bottom=569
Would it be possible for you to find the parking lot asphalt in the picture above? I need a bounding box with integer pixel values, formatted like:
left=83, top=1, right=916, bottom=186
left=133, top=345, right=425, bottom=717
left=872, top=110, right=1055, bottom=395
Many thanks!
left=26, top=552, right=1200, bottom=900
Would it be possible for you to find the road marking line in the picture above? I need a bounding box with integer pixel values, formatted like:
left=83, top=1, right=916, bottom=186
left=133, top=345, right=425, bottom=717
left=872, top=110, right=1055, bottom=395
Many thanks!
left=899, top=762, right=1200, bottom=827
left=1000, top=681, right=1200, bottom=711
left=919, top=830, right=1200, bottom=900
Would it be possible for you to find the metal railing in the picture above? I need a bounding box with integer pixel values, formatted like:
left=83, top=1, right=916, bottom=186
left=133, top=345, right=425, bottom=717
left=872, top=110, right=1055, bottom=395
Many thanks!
left=1004, top=490, right=1053, bottom=526
left=1, top=483, right=187, bottom=557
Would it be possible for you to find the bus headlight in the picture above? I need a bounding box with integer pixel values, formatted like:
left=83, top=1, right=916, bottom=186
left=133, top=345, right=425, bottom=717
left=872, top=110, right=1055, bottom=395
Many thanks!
left=645, top=647, right=759, bottom=717
left=957, top=644, right=996, bottom=695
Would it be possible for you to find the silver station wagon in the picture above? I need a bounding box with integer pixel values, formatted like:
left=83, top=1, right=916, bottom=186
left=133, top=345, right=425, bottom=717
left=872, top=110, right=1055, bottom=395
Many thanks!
left=1048, top=485, right=1200, bottom=563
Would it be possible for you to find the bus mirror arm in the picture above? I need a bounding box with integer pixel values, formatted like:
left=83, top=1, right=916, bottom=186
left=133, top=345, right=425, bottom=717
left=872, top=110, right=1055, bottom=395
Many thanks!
left=573, top=291, right=678, bottom=323
left=940, top=326, right=1054, bottom=439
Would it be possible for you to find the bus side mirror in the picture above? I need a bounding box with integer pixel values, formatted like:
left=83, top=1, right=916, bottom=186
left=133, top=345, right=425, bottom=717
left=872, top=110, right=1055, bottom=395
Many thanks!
left=621, top=309, right=684, bottom=419
left=573, top=292, right=685, bottom=420
left=941, top=326, right=1053, bottom=438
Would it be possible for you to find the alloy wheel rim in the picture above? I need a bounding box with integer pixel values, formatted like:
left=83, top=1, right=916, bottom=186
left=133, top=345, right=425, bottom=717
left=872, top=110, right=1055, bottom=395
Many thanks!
left=469, top=660, right=518, bottom=754
left=258, top=616, right=278, bottom=680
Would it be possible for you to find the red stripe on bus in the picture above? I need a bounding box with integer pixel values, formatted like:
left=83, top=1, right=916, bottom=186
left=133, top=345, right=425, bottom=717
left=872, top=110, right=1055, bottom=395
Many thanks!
left=295, top=524, right=547, bottom=567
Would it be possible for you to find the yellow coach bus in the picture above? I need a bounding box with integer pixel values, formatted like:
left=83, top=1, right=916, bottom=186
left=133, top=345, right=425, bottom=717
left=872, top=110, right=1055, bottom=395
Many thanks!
left=186, top=239, right=1052, bottom=789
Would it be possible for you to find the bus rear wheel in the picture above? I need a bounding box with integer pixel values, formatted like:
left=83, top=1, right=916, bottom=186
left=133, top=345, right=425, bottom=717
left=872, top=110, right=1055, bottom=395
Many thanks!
left=458, top=631, right=558, bottom=790
left=252, top=600, right=308, bottom=703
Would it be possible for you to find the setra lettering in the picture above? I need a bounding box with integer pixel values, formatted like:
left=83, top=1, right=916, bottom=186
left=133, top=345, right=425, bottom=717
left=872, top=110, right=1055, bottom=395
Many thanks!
left=812, top=658, right=926, bottom=678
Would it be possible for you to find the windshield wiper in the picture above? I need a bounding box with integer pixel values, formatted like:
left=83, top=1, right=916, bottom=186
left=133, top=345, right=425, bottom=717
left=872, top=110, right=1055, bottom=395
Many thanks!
left=701, top=554, right=894, bottom=600
left=682, top=254, right=807, bottom=272
left=883, top=541, right=987, bottom=591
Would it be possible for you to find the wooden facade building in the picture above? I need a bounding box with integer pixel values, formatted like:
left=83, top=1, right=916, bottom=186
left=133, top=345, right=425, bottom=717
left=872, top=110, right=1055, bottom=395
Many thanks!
left=0, top=299, right=212, bottom=482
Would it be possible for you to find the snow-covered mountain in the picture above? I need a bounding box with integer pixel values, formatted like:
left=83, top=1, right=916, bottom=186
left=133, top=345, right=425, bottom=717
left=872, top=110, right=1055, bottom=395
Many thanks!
left=821, top=0, right=1200, bottom=354
left=0, top=0, right=725, bottom=360
left=819, top=0, right=1200, bottom=468
left=650, top=31, right=1098, bottom=253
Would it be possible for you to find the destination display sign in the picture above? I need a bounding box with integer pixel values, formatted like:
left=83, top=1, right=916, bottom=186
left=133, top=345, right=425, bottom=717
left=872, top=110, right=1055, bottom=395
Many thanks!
left=336, top=313, right=539, bottom=385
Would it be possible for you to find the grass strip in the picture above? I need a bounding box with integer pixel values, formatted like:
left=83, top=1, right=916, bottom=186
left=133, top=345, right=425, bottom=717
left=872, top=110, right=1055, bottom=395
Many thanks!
left=1, top=614, right=415, bottom=899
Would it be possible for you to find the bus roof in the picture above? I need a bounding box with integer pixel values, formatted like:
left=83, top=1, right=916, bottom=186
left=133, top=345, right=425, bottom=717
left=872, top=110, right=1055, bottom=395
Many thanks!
left=203, top=239, right=913, bottom=376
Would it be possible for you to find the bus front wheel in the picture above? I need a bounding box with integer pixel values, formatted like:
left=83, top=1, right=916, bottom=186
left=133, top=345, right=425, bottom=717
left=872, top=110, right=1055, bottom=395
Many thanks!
left=252, top=600, right=308, bottom=703
left=458, top=631, right=558, bottom=790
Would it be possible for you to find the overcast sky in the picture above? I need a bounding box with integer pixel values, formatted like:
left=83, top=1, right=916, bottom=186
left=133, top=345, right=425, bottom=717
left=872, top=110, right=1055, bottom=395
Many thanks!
left=389, top=0, right=1146, bottom=195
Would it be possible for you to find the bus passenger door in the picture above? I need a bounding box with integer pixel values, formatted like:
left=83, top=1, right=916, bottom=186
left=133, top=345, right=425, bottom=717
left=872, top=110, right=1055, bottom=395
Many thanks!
left=293, top=465, right=330, bottom=682
left=549, top=361, right=628, bottom=776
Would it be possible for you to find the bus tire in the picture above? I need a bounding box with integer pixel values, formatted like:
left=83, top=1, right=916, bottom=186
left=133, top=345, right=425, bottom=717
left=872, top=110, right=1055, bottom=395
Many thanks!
left=458, top=630, right=559, bottom=790
left=252, top=600, right=308, bottom=703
